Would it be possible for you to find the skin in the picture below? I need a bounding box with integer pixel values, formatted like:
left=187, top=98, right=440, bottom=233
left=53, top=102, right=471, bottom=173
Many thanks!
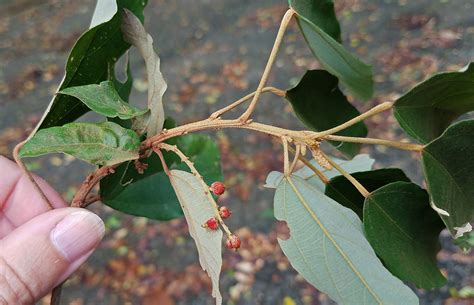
left=0, top=156, right=104, bottom=304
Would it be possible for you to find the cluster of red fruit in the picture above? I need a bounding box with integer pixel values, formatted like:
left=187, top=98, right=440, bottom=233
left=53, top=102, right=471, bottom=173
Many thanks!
left=202, top=181, right=241, bottom=250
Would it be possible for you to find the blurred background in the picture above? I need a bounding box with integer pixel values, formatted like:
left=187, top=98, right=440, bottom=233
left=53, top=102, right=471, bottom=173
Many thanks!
left=0, top=0, right=473, bottom=304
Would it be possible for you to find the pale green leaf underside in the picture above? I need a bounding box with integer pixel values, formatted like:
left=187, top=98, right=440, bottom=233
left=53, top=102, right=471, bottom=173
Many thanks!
left=20, top=121, right=140, bottom=166
left=274, top=176, right=418, bottom=305
left=169, top=170, right=222, bottom=305
left=59, top=81, right=147, bottom=120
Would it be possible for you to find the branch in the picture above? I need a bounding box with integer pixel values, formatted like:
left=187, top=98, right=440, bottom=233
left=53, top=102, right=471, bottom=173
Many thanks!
left=325, top=135, right=423, bottom=152
left=82, top=194, right=102, bottom=208
left=313, top=102, right=393, bottom=138
left=50, top=283, right=63, bottom=305
left=288, top=146, right=329, bottom=184
left=71, top=166, right=116, bottom=208
left=210, top=86, right=285, bottom=120
left=288, top=144, right=301, bottom=174
left=322, top=151, right=370, bottom=198
left=239, top=9, right=295, bottom=122
left=13, top=141, right=54, bottom=209
left=282, top=137, right=290, bottom=176
left=144, top=118, right=312, bottom=149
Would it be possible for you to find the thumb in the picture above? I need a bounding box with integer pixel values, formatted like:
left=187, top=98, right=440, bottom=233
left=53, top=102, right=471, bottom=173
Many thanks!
left=0, top=208, right=104, bottom=304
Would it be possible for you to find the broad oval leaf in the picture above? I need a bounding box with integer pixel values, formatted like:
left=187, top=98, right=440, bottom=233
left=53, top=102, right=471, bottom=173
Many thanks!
left=325, top=168, right=410, bottom=219
left=364, top=182, right=446, bottom=289
left=169, top=170, right=223, bottom=305
left=394, top=63, right=474, bottom=143
left=290, top=6, right=373, bottom=100
left=288, top=0, right=341, bottom=42
left=274, top=176, right=418, bottom=305
left=122, top=9, right=167, bottom=136
left=34, top=0, right=148, bottom=131
left=20, top=122, right=140, bottom=166
left=286, top=70, right=368, bottom=157
left=59, top=81, right=147, bottom=120
left=100, top=133, right=222, bottom=220
left=422, top=119, right=474, bottom=235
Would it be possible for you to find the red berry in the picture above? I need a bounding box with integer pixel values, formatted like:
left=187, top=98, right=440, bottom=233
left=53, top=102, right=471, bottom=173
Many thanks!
left=219, top=206, right=232, bottom=219
left=204, top=217, right=219, bottom=230
left=210, top=181, right=225, bottom=196
left=226, top=235, right=241, bottom=250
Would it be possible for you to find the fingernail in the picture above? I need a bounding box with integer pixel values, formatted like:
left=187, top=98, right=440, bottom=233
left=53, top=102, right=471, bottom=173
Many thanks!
left=51, top=211, right=105, bottom=262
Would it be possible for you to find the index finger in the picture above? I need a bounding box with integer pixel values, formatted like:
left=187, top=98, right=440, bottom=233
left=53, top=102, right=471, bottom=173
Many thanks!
left=0, top=156, right=67, bottom=237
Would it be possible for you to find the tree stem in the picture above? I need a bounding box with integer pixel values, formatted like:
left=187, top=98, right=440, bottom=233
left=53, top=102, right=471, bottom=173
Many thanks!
left=322, top=152, right=370, bottom=198
left=210, top=86, right=285, bottom=120
left=288, top=144, right=301, bottom=174
left=144, top=118, right=311, bottom=149
left=313, top=102, right=393, bottom=138
left=325, top=135, right=423, bottom=152
left=13, top=141, right=54, bottom=209
left=288, top=146, right=329, bottom=184
left=282, top=137, right=290, bottom=176
left=239, top=9, right=294, bottom=122
left=71, top=166, right=116, bottom=208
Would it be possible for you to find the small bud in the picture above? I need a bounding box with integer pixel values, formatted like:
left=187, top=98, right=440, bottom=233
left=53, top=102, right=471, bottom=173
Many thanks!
left=219, top=206, right=232, bottom=219
left=226, top=234, right=241, bottom=250
left=203, top=217, right=219, bottom=230
left=210, top=181, right=226, bottom=196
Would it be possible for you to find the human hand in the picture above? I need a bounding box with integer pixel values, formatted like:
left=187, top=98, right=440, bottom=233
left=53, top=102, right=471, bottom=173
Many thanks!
left=0, top=156, right=105, bottom=304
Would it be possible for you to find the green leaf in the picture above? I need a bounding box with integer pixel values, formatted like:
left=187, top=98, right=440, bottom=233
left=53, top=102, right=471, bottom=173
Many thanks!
left=100, top=133, right=222, bottom=220
left=288, top=0, right=341, bottom=42
left=111, top=54, right=134, bottom=102
left=364, top=182, right=446, bottom=288
left=274, top=175, right=418, bottom=305
left=325, top=168, right=410, bottom=219
left=35, top=0, right=148, bottom=130
left=291, top=7, right=373, bottom=100
left=394, top=63, right=474, bottom=143
left=122, top=9, right=167, bottom=136
left=20, top=122, right=140, bottom=166
left=422, top=119, right=474, bottom=235
left=108, top=55, right=136, bottom=129
left=59, top=81, right=147, bottom=120
left=286, top=70, right=368, bottom=157
left=168, top=170, right=223, bottom=305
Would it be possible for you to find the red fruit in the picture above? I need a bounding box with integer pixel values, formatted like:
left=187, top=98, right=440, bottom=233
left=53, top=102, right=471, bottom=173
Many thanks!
left=226, top=235, right=241, bottom=250
left=219, top=206, right=232, bottom=219
left=210, top=181, right=225, bottom=196
left=204, top=217, right=219, bottom=230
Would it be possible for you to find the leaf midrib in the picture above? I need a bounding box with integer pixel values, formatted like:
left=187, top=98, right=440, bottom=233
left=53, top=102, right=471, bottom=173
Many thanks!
left=286, top=176, right=382, bottom=305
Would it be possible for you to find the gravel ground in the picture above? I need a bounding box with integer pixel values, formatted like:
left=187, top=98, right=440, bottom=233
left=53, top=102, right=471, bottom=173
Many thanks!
left=0, top=0, right=473, bottom=304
